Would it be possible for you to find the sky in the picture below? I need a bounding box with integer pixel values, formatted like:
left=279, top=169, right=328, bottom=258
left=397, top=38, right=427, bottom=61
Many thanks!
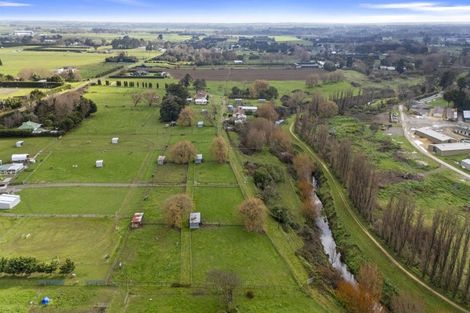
left=2, top=0, right=470, bottom=24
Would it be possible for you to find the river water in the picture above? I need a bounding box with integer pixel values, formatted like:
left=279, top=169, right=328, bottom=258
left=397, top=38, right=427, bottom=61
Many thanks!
left=311, top=177, right=356, bottom=284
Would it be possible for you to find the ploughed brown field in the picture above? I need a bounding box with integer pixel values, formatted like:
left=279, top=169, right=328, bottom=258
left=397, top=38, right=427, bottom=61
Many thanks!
left=157, top=67, right=320, bottom=81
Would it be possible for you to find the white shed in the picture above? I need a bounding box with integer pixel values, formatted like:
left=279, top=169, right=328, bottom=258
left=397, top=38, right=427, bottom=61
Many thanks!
left=0, top=194, right=21, bottom=210
left=11, top=154, right=29, bottom=163
left=195, top=154, right=203, bottom=164
left=111, top=137, right=119, bottom=144
left=96, top=160, right=104, bottom=168
left=158, top=155, right=166, bottom=165
left=189, top=212, right=201, bottom=229
left=461, top=159, right=470, bottom=170
left=197, top=121, right=204, bottom=128
left=16, top=141, right=24, bottom=148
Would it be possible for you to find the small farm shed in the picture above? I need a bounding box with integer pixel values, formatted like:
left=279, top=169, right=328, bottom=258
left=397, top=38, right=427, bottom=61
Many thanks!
left=0, top=194, right=21, bottom=210
left=131, top=213, right=144, bottom=228
left=197, top=121, right=204, bottom=128
left=111, top=137, right=119, bottom=144
left=96, top=160, right=104, bottom=168
left=11, top=154, right=29, bottom=163
left=0, top=163, right=25, bottom=175
left=189, top=212, right=201, bottom=229
left=16, top=141, right=24, bottom=148
left=158, top=155, right=166, bottom=165
left=195, top=154, right=203, bottom=164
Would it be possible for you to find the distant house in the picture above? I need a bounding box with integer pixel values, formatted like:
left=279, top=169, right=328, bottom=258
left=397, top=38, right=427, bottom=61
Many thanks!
left=195, top=92, right=208, bottom=105
left=197, top=121, right=204, bottom=128
left=227, top=105, right=234, bottom=112
left=131, top=213, right=144, bottom=228
left=195, top=154, right=203, bottom=164
left=55, top=66, right=76, bottom=74
left=18, top=121, right=44, bottom=134
left=0, top=163, right=25, bottom=175
left=157, top=155, right=166, bottom=165
left=96, top=160, right=104, bottom=168
left=16, top=141, right=24, bottom=148
left=379, top=65, right=396, bottom=71
left=13, top=30, right=34, bottom=37
left=461, top=159, right=470, bottom=170
left=186, top=98, right=193, bottom=104
left=239, top=106, right=258, bottom=114
left=234, top=60, right=244, bottom=64
left=445, top=108, right=458, bottom=121
left=464, top=111, right=470, bottom=122
left=11, top=154, right=29, bottom=163
left=111, top=137, right=119, bottom=144
left=195, top=98, right=208, bottom=105
left=0, top=194, right=21, bottom=210
left=189, top=212, right=201, bottom=229
left=275, top=119, right=285, bottom=126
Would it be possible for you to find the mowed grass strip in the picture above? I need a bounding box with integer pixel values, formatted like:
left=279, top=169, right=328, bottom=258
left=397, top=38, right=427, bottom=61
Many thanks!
left=8, top=187, right=128, bottom=215
left=0, top=217, right=119, bottom=279
left=190, top=226, right=296, bottom=287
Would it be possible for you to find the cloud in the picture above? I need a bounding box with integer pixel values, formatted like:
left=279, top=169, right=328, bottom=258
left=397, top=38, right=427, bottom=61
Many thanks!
left=0, top=1, right=30, bottom=6
left=361, top=2, right=470, bottom=13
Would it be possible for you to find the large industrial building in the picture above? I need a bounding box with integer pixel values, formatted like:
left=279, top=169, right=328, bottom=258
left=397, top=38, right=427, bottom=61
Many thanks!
left=429, top=142, right=470, bottom=156
left=415, top=127, right=455, bottom=144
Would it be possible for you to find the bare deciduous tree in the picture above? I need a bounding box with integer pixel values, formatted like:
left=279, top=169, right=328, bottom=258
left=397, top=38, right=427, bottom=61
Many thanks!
left=131, top=93, right=143, bottom=107
left=211, top=136, right=229, bottom=163
left=169, top=140, right=197, bottom=164
left=239, top=198, right=267, bottom=233
left=177, top=107, right=196, bottom=126
left=163, top=193, right=193, bottom=229
left=207, top=269, right=240, bottom=313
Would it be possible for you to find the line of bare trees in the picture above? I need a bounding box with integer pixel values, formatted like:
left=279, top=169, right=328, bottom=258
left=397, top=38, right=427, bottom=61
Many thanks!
left=382, top=193, right=470, bottom=302
left=296, top=112, right=378, bottom=222
left=295, top=98, right=470, bottom=302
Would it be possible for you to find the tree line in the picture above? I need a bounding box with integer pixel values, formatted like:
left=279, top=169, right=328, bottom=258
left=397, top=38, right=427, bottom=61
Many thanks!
left=295, top=93, right=470, bottom=303
left=0, top=256, right=75, bottom=276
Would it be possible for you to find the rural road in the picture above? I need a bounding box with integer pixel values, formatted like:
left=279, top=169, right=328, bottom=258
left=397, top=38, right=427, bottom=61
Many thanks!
left=399, top=104, right=470, bottom=181
left=288, top=122, right=470, bottom=313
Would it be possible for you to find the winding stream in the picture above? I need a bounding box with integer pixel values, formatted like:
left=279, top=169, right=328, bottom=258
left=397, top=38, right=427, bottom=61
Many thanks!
left=311, top=177, right=356, bottom=284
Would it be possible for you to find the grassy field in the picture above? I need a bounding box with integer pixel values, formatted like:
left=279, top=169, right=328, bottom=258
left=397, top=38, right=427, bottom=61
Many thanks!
left=0, top=79, right=342, bottom=312
left=0, top=47, right=110, bottom=77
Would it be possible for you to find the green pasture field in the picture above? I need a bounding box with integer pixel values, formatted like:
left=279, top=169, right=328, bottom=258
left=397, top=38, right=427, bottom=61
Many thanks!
left=113, top=226, right=181, bottom=284
left=0, top=46, right=110, bottom=77
left=0, top=87, right=49, bottom=99
left=190, top=226, right=296, bottom=286
left=193, top=187, right=244, bottom=224
left=132, top=186, right=185, bottom=222
left=0, top=284, right=116, bottom=313
left=0, top=136, right=54, bottom=164
left=193, top=162, right=238, bottom=184
left=8, top=187, right=129, bottom=215
left=120, top=287, right=331, bottom=313
left=0, top=217, right=119, bottom=279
